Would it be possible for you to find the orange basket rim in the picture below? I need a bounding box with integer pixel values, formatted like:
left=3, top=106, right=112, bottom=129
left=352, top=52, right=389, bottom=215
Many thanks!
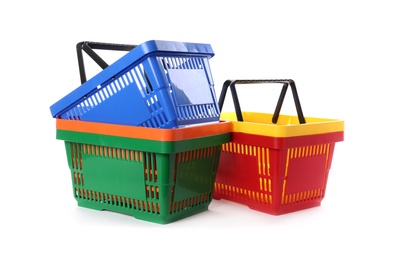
left=55, top=119, right=231, bottom=141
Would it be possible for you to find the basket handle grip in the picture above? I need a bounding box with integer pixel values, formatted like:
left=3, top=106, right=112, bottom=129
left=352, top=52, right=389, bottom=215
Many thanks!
left=218, top=79, right=306, bottom=124
left=76, top=41, right=137, bottom=84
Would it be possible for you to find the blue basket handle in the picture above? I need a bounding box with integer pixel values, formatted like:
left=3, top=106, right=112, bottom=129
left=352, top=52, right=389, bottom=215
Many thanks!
left=76, top=41, right=138, bottom=84
left=218, top=79, right=306, bottom=124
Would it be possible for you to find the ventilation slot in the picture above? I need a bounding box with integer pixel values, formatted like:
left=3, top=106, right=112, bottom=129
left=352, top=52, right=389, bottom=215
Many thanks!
left=74, top=188, right=161, bottom=214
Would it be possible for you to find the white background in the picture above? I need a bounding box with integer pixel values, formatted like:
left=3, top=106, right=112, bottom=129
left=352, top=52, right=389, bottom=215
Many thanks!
left=1, top=0, right=392, bottom=259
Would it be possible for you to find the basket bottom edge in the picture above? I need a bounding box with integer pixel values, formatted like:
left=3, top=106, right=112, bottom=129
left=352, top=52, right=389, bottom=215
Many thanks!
left=76, top=199, right=211, bottom=224
left=212, top=197, right=322, bottom=215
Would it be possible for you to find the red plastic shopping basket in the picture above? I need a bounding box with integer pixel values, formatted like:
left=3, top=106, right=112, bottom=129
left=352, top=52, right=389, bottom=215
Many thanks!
left=213, top=79, right=344, bottom=215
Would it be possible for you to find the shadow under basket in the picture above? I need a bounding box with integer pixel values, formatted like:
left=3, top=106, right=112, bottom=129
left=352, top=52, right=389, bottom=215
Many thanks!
left=56, top=119, right=231, bottom=224
left=213, top=111, right=344, bottom=215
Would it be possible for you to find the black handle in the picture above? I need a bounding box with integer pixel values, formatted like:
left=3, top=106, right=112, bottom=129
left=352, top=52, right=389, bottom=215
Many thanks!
left=76, top=41, right=137, bottom=84
left=218, top=79, right=306, bottom=124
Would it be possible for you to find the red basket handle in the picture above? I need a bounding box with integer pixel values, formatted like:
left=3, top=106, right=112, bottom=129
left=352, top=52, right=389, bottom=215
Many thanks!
left=76, top=41, right=137, bottom=84
left=218, top=79, right=306, bottom=124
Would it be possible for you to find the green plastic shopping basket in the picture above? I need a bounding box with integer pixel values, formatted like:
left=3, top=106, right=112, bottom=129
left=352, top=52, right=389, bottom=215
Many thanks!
left=56, top=119, right=231, bottom=224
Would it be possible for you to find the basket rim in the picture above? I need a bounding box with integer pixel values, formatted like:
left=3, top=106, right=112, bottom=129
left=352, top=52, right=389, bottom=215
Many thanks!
left=56, top=119, right=231, bottom=141
left=220, top=111, right=344, bottom=137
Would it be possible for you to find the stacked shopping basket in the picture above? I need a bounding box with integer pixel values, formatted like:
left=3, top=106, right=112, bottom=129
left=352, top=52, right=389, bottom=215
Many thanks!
left=50, top=40, right=231, bottom=224
left=50, top=40, right=344, bottom=223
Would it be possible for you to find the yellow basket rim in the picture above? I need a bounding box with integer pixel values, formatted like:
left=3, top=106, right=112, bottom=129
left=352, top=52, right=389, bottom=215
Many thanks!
left=220, top=111, right=344, bottom=137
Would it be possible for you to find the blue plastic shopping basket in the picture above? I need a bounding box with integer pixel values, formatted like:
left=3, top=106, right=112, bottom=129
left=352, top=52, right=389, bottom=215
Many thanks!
left=50, top=40, right=220, bottom=128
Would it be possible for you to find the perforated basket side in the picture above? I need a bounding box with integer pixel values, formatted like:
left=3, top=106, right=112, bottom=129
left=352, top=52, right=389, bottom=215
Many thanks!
left=62, top=133, right=226, bottom=224
left=214, top=131, right=343, bottom=215
left=50, top=40, right=220, bottom=128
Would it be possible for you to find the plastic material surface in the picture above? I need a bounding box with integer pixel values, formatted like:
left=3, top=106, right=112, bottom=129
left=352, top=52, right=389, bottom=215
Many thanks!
left=214, top=78, right=344, bottom=215
left=56, top=119, right=231, bottom=224
left=221, top=112, right=344, bottom=138
left=214, top=112, right=344, bottom=215
left=56, top=118, right=231, bottom=142
left=50, top=40, right=220, bottom=128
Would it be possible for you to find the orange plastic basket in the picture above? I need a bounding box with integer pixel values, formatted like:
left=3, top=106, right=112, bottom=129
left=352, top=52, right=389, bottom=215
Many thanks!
left=213, top=79, right=344, bottom=215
